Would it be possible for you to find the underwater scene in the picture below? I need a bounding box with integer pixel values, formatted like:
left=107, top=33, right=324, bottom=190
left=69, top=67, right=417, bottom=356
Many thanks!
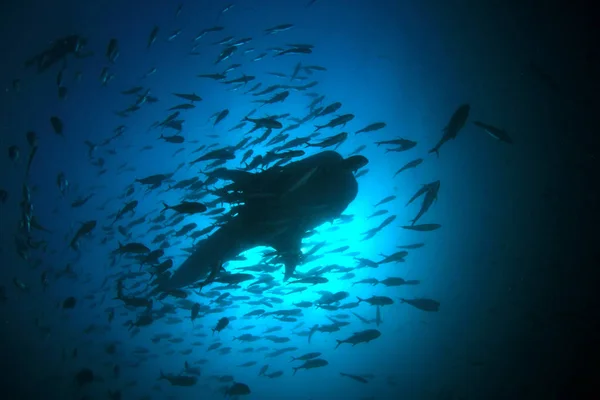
left=1, top=0, right=598, bottom=399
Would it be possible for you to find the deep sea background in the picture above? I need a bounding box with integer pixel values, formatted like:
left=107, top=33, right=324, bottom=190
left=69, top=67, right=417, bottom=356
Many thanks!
left=0, top=0, right=599, bottom=399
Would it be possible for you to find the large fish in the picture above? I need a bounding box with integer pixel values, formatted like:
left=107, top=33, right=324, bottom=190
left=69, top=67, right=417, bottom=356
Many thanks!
left=152, top=151, right=367, bottom=293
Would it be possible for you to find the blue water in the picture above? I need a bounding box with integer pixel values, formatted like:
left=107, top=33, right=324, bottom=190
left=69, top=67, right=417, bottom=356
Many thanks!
left=1, top=0, right=597, bottom=399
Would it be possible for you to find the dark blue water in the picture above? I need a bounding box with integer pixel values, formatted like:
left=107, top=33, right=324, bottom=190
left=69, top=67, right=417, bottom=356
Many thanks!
left=1, top=0, right=598, bottom=399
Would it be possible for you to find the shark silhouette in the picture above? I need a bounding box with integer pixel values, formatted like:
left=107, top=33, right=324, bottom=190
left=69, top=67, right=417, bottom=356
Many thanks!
left=152, top=151, right=368, bottom=293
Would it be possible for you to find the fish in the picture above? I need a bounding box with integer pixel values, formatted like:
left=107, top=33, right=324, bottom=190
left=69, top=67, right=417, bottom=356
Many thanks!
left=162, top=201, right=207, bottom=214
left=50, top=116, right=64, bottom=136
left=315, top=114, right=354, bottom=130
left=340, top=372, right=369, bottom=383
left=335, top=329, right=381, bottom=348
left=401, top=223, right=441, bottom=231
left=159, top=134, right=184, bottom=143
left=305, top=132, right=348, bottom=149
left=173, top=92, right=202, bottom=102
left=472, top=121, right=513, bottom=144
left=69, top=220, right=97, bottom=250
left=292, top=358, right=328, bottom=375
left=147, top=26, right=159, bottom=48
left=400, top=298, right=440, bottom=312
left=407, top=180, right=440, bottom=225
left=355, top=122, right=386, bottom=134
left=429, top=104, right=470, bottom=156
left=265, top=24, right=294, bottom=35
left=158, top=370, right=197, bottom=386
left=394, top=158, right=423, bottom=176
left=152, top=151, right=367, bottom=293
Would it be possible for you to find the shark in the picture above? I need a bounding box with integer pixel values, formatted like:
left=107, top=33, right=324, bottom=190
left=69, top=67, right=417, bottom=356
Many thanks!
left=152, top=151, right=368, bottom=293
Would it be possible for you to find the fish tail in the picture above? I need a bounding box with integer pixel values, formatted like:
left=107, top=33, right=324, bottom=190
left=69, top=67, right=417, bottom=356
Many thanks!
left=356, top=296, right=363, bottom=303
left=335, top=340, right=343, bottom=349
left=161, top=202, right=170, bottom=213
left=428, top=147, right=439, bottom=157
left=293, top=367, right=298, bottom=375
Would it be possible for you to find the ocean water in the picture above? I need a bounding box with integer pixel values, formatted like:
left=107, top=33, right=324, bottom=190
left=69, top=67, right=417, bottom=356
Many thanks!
left=0, top=0, right=598, bottom=399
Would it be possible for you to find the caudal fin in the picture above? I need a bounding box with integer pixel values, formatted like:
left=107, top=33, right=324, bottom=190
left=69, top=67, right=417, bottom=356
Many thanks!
left=161, top=202, right=170, bottom=213
left=356, top=296, right=364, bottom=303
left=292, top=367, right=298, bottom=376
left=335, top=340, right=343, bottom=349
left=428, top=147, right=439, bottom=157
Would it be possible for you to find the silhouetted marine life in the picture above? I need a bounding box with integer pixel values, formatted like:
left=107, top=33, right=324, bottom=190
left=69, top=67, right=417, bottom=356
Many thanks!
left=225, top=382, right=251, bottom=396
left=473, top=120, right=513, bottom=144
left=428, top=103, right=470, bottom=156
left=62, top=296, right=77, bottom=309
left=74, top=368, right=94, bottom=387
left=159, top=370, right=197, bottom=386
left=335, top=329, right=381, bottom=348
left=292, top=358, right=329, bottom=375
left=50, top=116, right=64, bottom=136
left=400, top=297, right=441, bottom=312
left=213, top=317, right=230, bottom=334
left=25, top=35, right=89, bottom=73
left=152, top=151, right=367, bottom=293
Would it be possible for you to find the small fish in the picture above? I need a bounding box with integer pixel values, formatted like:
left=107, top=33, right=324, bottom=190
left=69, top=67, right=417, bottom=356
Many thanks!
left=355, top=122, right=386, bottom=134
left=374, top=195, right=396, bottom=207
left=394, top=158, right=423, bottom=177
left=147, top=26, right=159, bottom=48
left=62, top=296, right=77, bottom=309
left=401, top=223, right=441, bottom=231
left=339, top=372, right=369, bottom=383
left=265, top=24, right=294, bottom=35
left=159, top=134, right=184, bottom=144
left=122, top=86, right=143, bottom=95
left=429, top=104, right=470, bottom=156
left=472, top=121, right=513, bottom=144
left=167, top=29, right=182, bottom=41
left=400, top=298, right=440, bottom=312
left=173, top=92, right=202, bottom=102
left=50, top=116, right=64, bottom=136
left=162, top=201, right=207, bottom=214
left=213, top=109, right=229, bottom=126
